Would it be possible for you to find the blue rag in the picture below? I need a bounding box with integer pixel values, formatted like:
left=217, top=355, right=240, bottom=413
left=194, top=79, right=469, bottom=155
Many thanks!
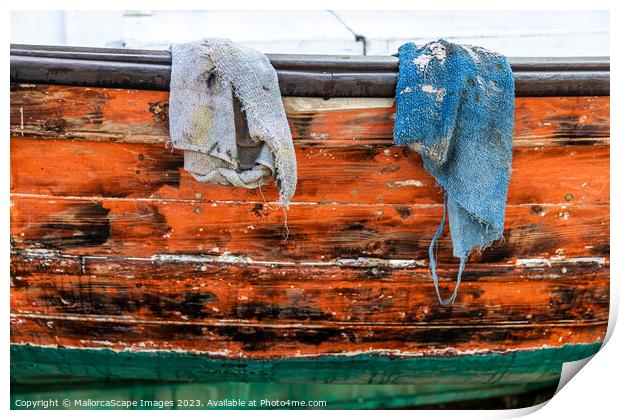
left=394, top=40, right=514, bottom=305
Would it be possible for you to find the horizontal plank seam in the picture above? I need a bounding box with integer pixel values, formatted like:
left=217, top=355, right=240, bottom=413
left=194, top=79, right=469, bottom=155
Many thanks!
left=10, top=249, right=610, bottom=270
left=9, top=193, right=611, bottom=207
left=9, top=313, right=608, bottom=329
left=9, top=130, right=612, bottom=145
left=9, top=341, right=603, bottom=360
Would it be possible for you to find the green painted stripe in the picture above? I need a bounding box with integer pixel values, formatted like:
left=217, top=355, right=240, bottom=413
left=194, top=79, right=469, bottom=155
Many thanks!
left=11, top=343, right=601, bottom=386
left=11, top=380, right=558, bottom=410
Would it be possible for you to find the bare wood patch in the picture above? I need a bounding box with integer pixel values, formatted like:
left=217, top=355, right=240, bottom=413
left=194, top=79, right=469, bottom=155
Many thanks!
left=11, top=248, right=609, bottom=327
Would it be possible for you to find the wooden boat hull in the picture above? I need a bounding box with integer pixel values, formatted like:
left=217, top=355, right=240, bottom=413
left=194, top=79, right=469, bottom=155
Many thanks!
left=10, top=46, right=610, bottom=408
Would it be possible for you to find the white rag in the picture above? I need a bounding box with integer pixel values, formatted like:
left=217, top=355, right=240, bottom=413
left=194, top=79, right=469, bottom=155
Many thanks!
left=169, top=38, right=297, bottom=208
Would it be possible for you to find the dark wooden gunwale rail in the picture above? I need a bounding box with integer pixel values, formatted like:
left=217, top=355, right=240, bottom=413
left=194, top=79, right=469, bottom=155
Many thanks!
left=11, top=44, right=610, bottom=97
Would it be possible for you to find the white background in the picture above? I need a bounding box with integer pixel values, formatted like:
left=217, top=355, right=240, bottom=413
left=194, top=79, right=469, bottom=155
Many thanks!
left=10, top=10, right=610, bottom=57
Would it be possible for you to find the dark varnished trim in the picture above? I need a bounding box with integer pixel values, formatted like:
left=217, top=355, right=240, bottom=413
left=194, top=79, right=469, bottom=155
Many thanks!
left=11, top=44, right=610, bottom=97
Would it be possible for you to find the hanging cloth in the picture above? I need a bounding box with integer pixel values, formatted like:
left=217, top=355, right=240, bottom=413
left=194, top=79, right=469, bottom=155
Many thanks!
left=169, top=38, right=297, bottom=209
left=394, top=40, right=515, bottom=304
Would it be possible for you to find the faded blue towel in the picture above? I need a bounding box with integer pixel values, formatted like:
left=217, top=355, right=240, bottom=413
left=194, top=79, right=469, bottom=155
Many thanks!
left=394, top=40, right=514, bottom=305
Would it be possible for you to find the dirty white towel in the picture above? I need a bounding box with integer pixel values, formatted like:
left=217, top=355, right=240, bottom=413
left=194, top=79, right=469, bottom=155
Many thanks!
left=169, top=39, right=297, bottom=208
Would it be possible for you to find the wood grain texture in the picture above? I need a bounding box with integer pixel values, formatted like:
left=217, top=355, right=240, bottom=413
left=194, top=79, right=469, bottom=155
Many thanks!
left=9, top=85, right=610, bottom=145
left=10, top=313, right=606, bottom=358
left=11, top=251, right=609, bottom=326
left=9, top=83, right=610, bottom=370
left=10, top=137, right=610, bottom=205
left=9, top=197, right=609, bottom=263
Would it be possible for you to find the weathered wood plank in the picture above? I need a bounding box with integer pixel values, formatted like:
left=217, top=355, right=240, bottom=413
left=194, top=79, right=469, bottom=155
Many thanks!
left=10, top=314, right=606, bottom=358
left=10, top=137, right=610, bottom=205
left=10, top=251, right=609, bottom=326
left=9, top=85, right=610, bottom=145
left=9, top=197, right=610, bottom=263
left=285, top=96, right=610, bottom=144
